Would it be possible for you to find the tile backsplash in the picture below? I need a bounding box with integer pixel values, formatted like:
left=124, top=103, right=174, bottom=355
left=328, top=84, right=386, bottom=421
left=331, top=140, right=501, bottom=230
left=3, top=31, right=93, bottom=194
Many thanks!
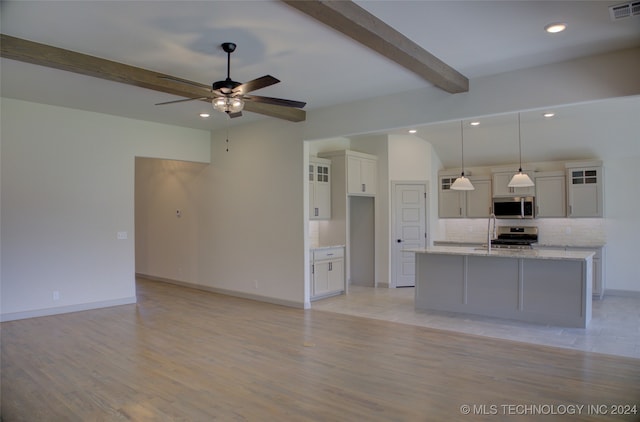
left=440, top=218, right=605, bottom=247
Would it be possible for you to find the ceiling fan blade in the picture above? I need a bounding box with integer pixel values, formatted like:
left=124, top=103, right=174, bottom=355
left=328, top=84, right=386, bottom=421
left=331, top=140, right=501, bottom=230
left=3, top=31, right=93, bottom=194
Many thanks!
left=233, top=75, right=280, bottom=94
left=159, top=75, right=210, bottom=91
left=243, top=101, right=306, bottom=122
left=243, top=95, right=306, bottom=109
left=155, top=97, right=209, bottom=106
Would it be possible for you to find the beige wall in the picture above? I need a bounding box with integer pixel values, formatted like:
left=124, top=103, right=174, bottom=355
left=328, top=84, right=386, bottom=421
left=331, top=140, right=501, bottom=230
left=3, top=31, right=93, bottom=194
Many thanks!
left=2, top=47, right=640, bottom=322
left=1, top=98, right=210, bottom=320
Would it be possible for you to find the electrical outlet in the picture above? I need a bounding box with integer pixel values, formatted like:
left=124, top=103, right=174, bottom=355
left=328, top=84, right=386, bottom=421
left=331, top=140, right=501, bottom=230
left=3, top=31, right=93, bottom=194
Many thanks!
left=53, top=291, right=60, bottom=301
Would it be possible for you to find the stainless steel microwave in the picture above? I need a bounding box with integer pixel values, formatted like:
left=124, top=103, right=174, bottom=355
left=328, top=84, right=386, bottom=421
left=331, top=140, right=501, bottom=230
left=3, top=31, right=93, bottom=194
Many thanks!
left=492, top=196, right=535, bottom=219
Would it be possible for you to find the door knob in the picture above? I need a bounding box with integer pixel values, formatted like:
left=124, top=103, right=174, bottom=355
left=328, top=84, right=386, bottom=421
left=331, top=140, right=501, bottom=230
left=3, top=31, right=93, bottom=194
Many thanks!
left=397, top=239, right=402, bottom=243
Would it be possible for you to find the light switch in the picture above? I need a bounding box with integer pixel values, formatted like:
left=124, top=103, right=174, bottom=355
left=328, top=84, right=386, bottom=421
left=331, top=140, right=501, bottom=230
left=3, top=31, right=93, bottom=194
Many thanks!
left=117, top=231, right=128, bottom=240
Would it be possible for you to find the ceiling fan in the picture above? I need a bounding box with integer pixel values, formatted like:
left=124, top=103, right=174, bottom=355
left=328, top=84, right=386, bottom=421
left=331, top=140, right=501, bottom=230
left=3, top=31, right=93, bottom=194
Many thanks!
left=156, top=42, right=306, bottom=120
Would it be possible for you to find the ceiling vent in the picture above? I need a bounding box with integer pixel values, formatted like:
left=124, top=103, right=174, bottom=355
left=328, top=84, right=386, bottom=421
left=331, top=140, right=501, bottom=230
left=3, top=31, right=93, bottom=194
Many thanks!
left=609, top=1, right=640, bottom=20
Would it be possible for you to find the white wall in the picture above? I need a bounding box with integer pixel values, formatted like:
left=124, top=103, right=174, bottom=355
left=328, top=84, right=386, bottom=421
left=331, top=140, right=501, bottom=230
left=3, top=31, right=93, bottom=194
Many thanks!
left=602, top=157, right=640, bottom=292
left=3, top=47, right=639, bottom=322
left=0, top=98, right=210, bottom=321
left=303, top=48, right=640, bottom=141
left=136, top=118, right=308, bottom=307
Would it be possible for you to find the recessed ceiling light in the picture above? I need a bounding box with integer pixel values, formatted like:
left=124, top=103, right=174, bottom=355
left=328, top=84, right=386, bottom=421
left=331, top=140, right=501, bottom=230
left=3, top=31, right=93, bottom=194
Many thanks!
left=543, top=112, right=555, bottom=118
left=545, top=22, right=567, bottom=33
left=199, top=113, right=211, bottom=118
left=470, top=121, right=480, bottom=126
left=408, top=129, right=417, bottom=134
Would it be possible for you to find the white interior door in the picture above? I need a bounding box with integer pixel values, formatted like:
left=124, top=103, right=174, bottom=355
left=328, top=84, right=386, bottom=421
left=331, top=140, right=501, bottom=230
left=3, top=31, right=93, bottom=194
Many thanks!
left=393, top=183, right=427, bottom=287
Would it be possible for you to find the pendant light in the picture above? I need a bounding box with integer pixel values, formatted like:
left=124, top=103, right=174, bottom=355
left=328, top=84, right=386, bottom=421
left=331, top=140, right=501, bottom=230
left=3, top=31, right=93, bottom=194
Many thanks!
left=451, top=120, right=475, bottom=191
left=508, top=113, right=534, bottom=188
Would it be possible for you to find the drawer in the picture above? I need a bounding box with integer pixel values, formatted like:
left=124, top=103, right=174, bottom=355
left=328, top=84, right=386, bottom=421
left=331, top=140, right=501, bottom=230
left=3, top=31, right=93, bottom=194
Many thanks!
left=313, top=247, right=344, bottom=261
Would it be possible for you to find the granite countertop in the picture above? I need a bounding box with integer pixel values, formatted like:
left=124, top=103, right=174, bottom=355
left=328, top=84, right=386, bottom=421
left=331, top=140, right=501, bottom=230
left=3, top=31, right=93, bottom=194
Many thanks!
left=310, top=244, right=345, bottom=250
left=407, top=246, right=594, bottom=261
left=535, top=243, right=606, bottom=249
left=433, top=240, right=605, bottom=249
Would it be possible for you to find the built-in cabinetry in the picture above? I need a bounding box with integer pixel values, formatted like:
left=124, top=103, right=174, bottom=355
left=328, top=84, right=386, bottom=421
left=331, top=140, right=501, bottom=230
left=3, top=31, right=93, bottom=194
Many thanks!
left=311, top=246, right=345, bottom=299
left=535, top=171, right=566, bottom=218
left=316, top=150, right=377, bottom=289
left=438, top=161, right=604, bottom=219
left=492, top=172, right=536, bottom=197
left=536, top=245, right=605, bottom=299
left=566, top=162, right=603, bottom=218
left=347, top=152, right=377, bottom=196
left=439, top=175, right=491, bottom=218
left=309, top=156, right=331, bottom=220
left=319, top=150, right=377, bottom=196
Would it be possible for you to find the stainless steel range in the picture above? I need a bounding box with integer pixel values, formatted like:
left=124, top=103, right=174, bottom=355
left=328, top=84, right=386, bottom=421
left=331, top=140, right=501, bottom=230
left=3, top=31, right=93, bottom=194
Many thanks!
left=491, top=226, right=538, bottom=249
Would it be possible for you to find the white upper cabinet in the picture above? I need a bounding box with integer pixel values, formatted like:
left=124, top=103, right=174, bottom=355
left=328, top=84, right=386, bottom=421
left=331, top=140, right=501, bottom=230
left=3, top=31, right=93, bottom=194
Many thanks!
left=347, top=154, right=377, bottom=196
left=566, top=163, right=603, bottom=218
left=492, top=172, right=536, bottom=197
left=309, top=157, right=331, bottom=220
left=318, top=150, right=377, bottom=197
left=535, top=172, right=566, bottom=218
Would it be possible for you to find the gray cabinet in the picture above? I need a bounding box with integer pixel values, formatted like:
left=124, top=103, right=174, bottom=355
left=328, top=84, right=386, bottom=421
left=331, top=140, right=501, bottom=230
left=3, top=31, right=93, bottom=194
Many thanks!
left=535, top=172, right=566, bottom=218
left=492, top=172, right=535, bottom=197
left=566, top=246, right=605, bottom=299
left=439, top=176, right=465, bottom=218
left=566, top=164, right=603, bottom=218
left=536, top=245, right=605, bottom=299
left=466, top=178, right=492, bottom=218
left=439, top=175, right=491, bottom=218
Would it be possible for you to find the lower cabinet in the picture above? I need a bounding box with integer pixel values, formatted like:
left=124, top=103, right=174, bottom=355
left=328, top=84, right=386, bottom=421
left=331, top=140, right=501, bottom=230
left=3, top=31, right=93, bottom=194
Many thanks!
left=311, top=247, right=345, bottom=299
left=566, top=246, right=605, bottom=300
left=536, top=245, right=605, bottom=299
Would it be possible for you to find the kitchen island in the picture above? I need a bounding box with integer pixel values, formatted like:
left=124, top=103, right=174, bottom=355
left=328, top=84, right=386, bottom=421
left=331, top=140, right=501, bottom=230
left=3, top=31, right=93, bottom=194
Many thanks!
left=409, top=247, right=594, bottom=328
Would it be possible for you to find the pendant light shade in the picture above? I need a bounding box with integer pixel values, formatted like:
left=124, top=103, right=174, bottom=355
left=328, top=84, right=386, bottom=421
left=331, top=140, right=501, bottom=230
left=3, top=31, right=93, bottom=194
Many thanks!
left=508, top=113, right=534, bottom=188
left=451, top=120, right=475, bottom=191
left=451, top=175, right=475, bottom=190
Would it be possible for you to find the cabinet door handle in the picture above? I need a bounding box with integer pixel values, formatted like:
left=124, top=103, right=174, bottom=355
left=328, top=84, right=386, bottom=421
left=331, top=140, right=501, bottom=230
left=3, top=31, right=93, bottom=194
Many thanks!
left=362, top=183, right=366, bottom=192
left=311, top=264, right=314, bottom=274
left=314, top=207, right=319, bottom=217
left=329, top=262, right=332, bottom=271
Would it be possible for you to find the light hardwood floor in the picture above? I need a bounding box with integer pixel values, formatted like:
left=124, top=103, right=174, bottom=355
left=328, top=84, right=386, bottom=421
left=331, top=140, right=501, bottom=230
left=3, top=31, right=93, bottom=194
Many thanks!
left=2, top=278, right=639, bottom=421
left=313, top=286, right=640, bottom=359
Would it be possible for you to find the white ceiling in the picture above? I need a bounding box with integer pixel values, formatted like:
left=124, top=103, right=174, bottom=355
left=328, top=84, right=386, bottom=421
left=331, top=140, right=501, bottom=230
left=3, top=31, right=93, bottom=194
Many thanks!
left=2, top=1, right=639, bottom=167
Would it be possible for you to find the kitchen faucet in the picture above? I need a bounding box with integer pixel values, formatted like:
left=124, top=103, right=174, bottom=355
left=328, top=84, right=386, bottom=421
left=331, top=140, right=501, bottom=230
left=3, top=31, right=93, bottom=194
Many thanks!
left=487, top=213, right=496, bottom=253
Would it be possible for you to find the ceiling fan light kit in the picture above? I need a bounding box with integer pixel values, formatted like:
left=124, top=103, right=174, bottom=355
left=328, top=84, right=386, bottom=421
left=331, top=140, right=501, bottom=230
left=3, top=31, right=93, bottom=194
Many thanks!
left=508, top=113, right=535, bottom=188
left=213, top=97, right=244, bottom=114
left=156, top=41, right=305, bottom=121
left=451, top=120, right=475, bottom=191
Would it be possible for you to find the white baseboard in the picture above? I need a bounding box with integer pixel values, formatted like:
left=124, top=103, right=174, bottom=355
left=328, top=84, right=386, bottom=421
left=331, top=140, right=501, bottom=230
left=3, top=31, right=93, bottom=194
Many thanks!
left=604, top=289, right=640, bottom=298
left=1, top=296, right=137, bottom=322
left=137, top=274, right=307, bottom=309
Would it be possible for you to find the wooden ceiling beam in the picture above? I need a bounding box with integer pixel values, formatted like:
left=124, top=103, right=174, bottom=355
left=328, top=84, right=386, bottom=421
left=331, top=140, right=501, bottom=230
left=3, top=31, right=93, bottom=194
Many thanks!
left=0, top=34, right=307, bottom=122
left=281, top=0, right=468, bottom=94
left=0, top=34, right=210, bottom=100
